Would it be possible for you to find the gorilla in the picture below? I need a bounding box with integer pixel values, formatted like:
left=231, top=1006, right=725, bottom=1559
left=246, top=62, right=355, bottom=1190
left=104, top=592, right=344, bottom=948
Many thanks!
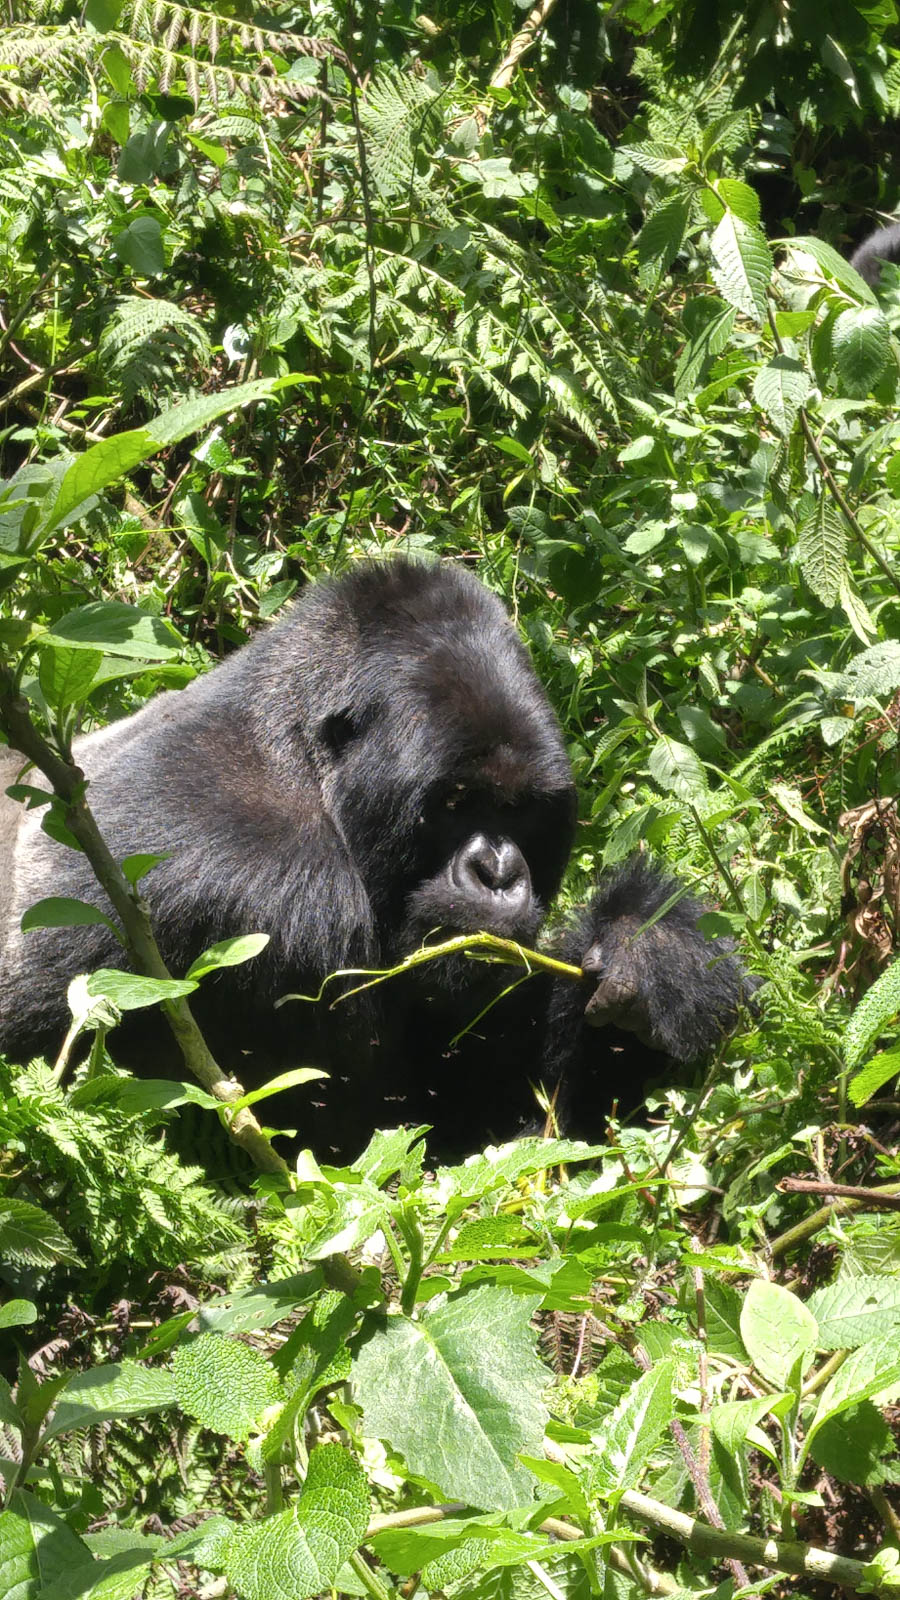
left=850, top=222, right=900, bottom=288
left=0, top=560, right=746, bottom=1159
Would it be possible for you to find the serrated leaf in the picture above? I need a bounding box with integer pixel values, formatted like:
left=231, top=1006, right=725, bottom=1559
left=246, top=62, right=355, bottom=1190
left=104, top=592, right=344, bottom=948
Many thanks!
left=172, top=1333, right=282, bottom=1442
left=46, top=1361, right=176, bottom=1439
left=782, top=236, right=877, bottom=300
left=849, top=1048, right=900, bottom=1106
left=619, top=141, right=689, bottom=177
left=845, top=960, right=900, bottom=1068
left=353, top=1286, right=548, bottom=1510
left=442, top=1138, right=605, bottom=1199
left=808, top=1277, right=900, bottom=1350
left=796, top=497, right=848, bottom=606
left=740, top=1280, right=817, bottom=1390
left=224, top=1443, right=368, bottom=1600
left=0, top=1199, right=79, bottom=1268
left=832, top=307, right=891, bottom=395
left=587, top=1359, right=675, bottom=1502
left=752, top=356, right=811, bottom=436
left=709, top=212, right=771, bottom=321
left=648, top=735, right=708, bottom=800
left=636, top=192, right=691, bottom=285
left=710, top=1395, right=784, bottom=1453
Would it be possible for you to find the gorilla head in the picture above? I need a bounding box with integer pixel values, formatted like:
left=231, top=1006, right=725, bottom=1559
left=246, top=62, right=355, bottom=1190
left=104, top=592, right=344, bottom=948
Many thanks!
left=0, top=558, right=745, bottom=1158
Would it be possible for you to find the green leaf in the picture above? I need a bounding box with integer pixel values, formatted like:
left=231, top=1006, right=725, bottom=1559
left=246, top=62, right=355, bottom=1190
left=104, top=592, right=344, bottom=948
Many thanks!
left=0, top=1299, right=37, bottom=1331
left=709, top=212, right=771, bottom=322
left=0, top=1199, right=79, bottom=1268
left=809, top=1401, right=898, bottom=1486
left=783, top=236, right=877, bottom=299
left=832, top=307, right=891, bottom=395
left=42, top=602, right=181, bottom=660
left=38, top=647, right=103, bottom=710
left=229, top=1066, right=329, bottom=1111
left=121, top=851, right=170, bottom=886
left=740, top=1280, right=817, bottom=1390
left=648, top=734, right=708, bottom=800
left=46, top=1361, right=176, bottom=1439
left=849, top=1048, right=900, bottom=1107
left=619, top=141, right=689, bottom=178
left=802, top=1341, right=900, bottom=1465
left=808, top=1277, right=900, bottom=1350
left=845, top=959, right=900, bottom=1068
left=795, top=497, right=848, bottom=607
left=86, top=969, right=198, bottom=1010
left=636, top=192, right=691, bottom=285
left=20, top=898, right=120, bottom=938
left=0, top=1491, right=90, bottom=1600
left=39, top=379, right=285, bottom=538
left=709, top=1394, right=785, bottom=1454
left=586, top=1359, right=675, bottom=1503
left=172, top=1333, right=283, bottom=1442
left=224, top=1443, right=368, bottom=1600
left=111, top=215, right=165, bottom=276
left=353, top=1286, right=549, bottom=1509
left=752, top=356, right=811, bottom=436
left=185, top=933, right=271, bottom=980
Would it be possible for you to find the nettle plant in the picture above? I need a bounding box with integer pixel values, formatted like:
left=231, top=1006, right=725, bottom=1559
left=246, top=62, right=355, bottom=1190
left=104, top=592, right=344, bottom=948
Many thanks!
left=5, top=1132, right=900, bottom=1600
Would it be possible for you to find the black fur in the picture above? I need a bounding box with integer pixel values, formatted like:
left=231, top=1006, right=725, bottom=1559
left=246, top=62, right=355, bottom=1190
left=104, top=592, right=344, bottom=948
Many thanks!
left=0, top=561, right=746, bottom=1158
left=850, top=222, right=900, bottom=288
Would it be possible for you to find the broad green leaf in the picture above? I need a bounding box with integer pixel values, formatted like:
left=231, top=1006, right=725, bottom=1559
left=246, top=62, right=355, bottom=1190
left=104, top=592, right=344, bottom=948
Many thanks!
left=587, top=1358, right=675, bottom=1502
left=111, top=214, right=165, bottom=275
left=0, top=1375, right=23, bottom=1432
left=86, top=968, right=198, bottom=1010
left=808, top=1401, right=898, bottom=1486
left=121, top=852, right=170, bottom=886
left=636, top=192, right=691, bottom=286
left=619, top=141, right=689, bottom=178
left=648, top=734, right=708, bottom=800
left=46, top=1361, right=176, bottom=1439
left=832, top=306, right=891, bottom=395
left=752, top=356, right=811, bottom=436
left=808, top=1277, right=900, bottom=1350
left=709, top=1394, right=784, bottom=1454
left=796, top=497, right=848, bottom=606
left=0, top=1491, right=90, bottom=1600
left=714, top=178, right=761, bottom=225
left=229, top=1066, right=329, bottom=1111
left=38, top=647, right=103, bottom=710
left=442, top=1138, right=606, bottom=1200
left=224, top=1443, right=368, bottom=1600
left=0, top=1200, right=79, bottom=1268
left=0, top=1299, right=37, bottom=1331
left=185, top=933, right=271, bottom=980
left=41, top=379, right=285, bottom=536
left=172, top=1333, right=282, bottom=1442
left=709, top=212, right=771, bottom=322
left=353, top=1286, right=549, bottom=1509
left=802, top=1342, right=900, bottom=1464
left=42, top=602, right=180, bottom=660
left=20, top=898, right=120, bottom=938
left=849, top=1048, right=900, bottom=1106
left=740, top=1280, right=817, bottom=1390
left=782, top=236, right=877, bottom=300
left=845, top=959, right=900, bottom=1068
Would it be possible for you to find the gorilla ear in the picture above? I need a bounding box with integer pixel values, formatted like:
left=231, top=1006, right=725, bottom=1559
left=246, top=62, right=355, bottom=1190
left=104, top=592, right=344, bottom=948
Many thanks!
left=319, top=708, right=358, bottom=758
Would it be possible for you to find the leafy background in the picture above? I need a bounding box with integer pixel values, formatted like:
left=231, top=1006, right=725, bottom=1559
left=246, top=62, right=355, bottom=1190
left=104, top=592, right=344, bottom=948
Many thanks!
left=3, top=0, right=900, bottom=1596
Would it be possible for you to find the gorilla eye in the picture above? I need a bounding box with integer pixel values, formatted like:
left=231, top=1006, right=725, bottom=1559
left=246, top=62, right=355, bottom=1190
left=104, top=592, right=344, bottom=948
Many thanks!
left=445, top=784, right=468, bottom=811
left=320, top=709, right=357, bottom=758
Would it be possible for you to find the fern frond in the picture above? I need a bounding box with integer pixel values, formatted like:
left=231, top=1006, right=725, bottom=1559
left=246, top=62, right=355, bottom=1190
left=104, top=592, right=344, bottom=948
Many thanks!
left=360, top=66, right=444, bottom=199
left=97, top=297, right=212, bottom=405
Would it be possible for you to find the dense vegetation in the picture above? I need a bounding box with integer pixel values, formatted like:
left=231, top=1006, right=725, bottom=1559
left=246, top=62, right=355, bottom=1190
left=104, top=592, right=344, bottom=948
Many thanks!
left=3, top=1, right=900, bottom=1597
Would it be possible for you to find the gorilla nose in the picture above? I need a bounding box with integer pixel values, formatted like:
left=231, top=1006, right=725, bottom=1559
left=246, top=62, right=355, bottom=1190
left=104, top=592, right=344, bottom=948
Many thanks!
left=454, top=833, right=530, bottom=904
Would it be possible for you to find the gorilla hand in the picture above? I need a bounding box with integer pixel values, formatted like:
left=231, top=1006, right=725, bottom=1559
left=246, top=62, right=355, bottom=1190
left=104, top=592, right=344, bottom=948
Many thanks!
left=568, top=858, right=748, bottom=1060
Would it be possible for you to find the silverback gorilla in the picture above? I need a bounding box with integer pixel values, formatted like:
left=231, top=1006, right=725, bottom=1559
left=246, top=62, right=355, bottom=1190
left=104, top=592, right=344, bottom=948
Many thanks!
left=0, top=560, right=746, bottom=1158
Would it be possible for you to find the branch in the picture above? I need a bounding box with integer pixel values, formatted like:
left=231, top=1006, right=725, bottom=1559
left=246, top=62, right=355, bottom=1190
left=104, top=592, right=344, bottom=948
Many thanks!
left=491, top=0, right=559, bottom=89
left=620, top=1487, right=899, bottom=1595
left=0, top=670, right=287, bottom=1176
